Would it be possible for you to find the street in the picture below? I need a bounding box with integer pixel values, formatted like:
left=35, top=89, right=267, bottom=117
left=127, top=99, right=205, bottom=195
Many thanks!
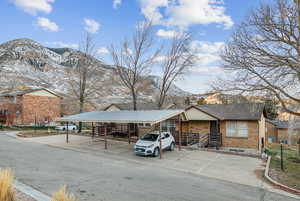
left=0, top=133, right=298, bottom=201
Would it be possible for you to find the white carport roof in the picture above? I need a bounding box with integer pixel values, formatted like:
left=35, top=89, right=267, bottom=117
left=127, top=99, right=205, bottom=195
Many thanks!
left=57, top=110, right=185, bottom=125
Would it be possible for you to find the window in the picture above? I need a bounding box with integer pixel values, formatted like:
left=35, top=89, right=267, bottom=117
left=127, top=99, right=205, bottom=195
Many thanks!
left=226, top=121, right=248, bottom=137
left=138, top=123, right=151, bottom=128
left=162, top=120, right=176, bottom=132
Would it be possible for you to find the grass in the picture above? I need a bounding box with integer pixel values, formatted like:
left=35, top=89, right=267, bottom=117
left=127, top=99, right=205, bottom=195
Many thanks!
left=0, top=169, right=15, bottom=201
left=51, top=185, right=76, bottom=201
left=267, top=143, right=300, bottom=190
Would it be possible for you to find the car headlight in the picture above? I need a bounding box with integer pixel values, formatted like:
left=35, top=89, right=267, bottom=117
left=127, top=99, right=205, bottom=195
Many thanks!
left=147, top=144, right=154, bottom=148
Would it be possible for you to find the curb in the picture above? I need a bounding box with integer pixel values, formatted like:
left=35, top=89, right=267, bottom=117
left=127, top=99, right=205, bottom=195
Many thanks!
left=15, top=181, right=51, bottom=201
left=265, top=156, right=300, bottom=196
left=203, top=148, right=260, bottom=158
left=16, top=133, right=27, bottom=138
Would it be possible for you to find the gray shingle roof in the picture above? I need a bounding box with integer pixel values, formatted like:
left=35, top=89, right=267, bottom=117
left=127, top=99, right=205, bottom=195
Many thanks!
left=194, top=103, right=265, bottom=120
left=105, top=102, right=160, bottom=111
left=266, top=119, right=300, bottom=129
left=0, top=88, right=61, bottom=98
left=57, top=110, right=184, bottom=124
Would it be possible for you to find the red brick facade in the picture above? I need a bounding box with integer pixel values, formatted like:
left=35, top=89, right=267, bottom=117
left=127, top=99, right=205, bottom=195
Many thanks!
left=0, top=90, right=61, bottom=126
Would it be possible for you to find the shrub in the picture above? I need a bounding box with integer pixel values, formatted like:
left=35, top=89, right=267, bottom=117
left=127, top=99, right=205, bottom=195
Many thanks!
left=0, top=169, right=15, bottom=201
left=51, top=185, right=76, bottom=201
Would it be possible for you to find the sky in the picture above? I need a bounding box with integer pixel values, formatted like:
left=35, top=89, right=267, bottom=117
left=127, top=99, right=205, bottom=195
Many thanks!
left=0, top=0, right=270, bottom=94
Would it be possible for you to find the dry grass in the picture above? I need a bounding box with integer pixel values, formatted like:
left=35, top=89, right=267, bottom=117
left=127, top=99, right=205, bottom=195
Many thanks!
left=51, top=185, right=76, bottom=201
left=0, top=169, right=15, bottom=201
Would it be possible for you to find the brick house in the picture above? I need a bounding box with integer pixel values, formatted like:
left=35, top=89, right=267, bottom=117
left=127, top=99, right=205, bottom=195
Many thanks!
left=266, top=120, right=300, bottom=145
left=104, top=102, right=266, bottom=152
left=0, top=88, right=62, bottom=126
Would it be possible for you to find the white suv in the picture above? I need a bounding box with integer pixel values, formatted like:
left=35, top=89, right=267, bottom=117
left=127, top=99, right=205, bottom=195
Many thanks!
left=55, top=124, right=77, bottom=131
left=134, top=131, right=175, bottom=157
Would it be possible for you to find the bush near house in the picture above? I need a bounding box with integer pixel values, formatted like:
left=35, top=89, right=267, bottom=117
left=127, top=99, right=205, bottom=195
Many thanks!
left=0, top=169, right=15, bottom=201
left=267, top=144, right=300, bottom=190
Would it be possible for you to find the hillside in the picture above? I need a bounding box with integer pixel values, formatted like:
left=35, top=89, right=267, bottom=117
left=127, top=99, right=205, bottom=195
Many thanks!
left=0, top=38, right=190, bottom=110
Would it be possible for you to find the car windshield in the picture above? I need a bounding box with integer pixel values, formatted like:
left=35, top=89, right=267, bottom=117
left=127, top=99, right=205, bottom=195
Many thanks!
left=141, top=133, right=159, bottom=141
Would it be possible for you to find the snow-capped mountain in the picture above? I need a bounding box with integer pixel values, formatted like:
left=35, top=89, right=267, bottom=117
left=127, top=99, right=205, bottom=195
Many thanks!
left=0, top=38, right=190, bottom=108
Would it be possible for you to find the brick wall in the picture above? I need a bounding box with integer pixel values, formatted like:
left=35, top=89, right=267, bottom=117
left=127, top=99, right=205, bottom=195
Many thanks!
left=179, top=121, right=210, bottom=134
left=22, top=95, right=61, bottom=125
left=278, top=128, right=288, bottom=142
left=220, top=120, right=259, bottom=150
left=266, top=122, right=278, bottom=143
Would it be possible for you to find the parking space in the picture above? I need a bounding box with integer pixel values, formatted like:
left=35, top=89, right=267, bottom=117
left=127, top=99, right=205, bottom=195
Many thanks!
left=23, top=134, right=271, bottom=189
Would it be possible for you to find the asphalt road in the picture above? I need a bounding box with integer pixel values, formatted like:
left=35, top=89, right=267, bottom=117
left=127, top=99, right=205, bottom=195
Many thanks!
left=0, top=134, right=298, bottom=201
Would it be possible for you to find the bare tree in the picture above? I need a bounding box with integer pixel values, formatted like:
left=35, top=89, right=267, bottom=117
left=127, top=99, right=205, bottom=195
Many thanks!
left=156, top=33, right=195, bottom=109
left=216, top=0, right=300, bottom=116
left=109, top=21, right=159, bottom=110
left=66, top=33, right=103, bottom=132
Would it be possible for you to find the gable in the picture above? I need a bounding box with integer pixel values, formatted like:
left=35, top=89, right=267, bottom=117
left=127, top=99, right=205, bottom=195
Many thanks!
left=185, top=107, right=217, bottom=121
left=27, top=90, right=58, bottom=97
left=105, top=105, right=121, bottom=111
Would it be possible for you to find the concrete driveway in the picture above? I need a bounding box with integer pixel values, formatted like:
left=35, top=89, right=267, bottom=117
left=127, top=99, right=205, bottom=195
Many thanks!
left=25, top=135, right=291, bottom=194
left=1, top=132, right=299, bottom=201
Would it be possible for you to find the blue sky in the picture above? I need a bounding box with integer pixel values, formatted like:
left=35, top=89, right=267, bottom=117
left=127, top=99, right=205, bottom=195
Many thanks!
left=0, top=0, right=269, bottom=94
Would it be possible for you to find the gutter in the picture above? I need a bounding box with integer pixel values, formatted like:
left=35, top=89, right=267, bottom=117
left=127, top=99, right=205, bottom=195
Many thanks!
left=265, top=156, right=300, bottom=195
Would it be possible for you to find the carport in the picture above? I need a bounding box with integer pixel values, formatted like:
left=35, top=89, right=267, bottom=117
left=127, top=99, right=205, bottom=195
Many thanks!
left=57, top=110, right=186, bottom=159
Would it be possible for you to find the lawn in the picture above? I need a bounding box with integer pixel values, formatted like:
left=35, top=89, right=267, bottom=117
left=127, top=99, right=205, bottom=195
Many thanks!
left=267, top=143, right=300, bottom=190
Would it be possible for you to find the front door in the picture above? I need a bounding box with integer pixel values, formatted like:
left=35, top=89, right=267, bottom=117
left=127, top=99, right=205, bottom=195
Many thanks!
left=210, top=121, right=218, bottom=135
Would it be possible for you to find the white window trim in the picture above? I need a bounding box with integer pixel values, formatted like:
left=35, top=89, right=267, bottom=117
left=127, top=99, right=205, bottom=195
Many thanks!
left=226, top=121, right=249, bottom=138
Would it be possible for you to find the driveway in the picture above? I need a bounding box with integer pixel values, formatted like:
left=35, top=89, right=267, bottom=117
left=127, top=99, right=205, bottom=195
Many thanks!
left=0, top=132, right=299, bottom=201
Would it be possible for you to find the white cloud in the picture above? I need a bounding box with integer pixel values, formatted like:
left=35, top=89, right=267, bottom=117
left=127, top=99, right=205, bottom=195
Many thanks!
left=139, top=0, right=233, bottom=29
left=139, top=0, right=169, bottom=24
left=45, top=41, right=79, bottom=49
left=190, top=41, right=225, bottom=54
left=84, top=18, right=100, bottom=34
left=156, top=29, right=177, bottom=38
left=97, top=47, right=109, bottom=54
left=37, top=17, right=59, bottom=32
left=11, top=0, right=55, bottom=15
left=189, top=41, right=225, bottom=74
left=113, top=0, right=122, bottom=9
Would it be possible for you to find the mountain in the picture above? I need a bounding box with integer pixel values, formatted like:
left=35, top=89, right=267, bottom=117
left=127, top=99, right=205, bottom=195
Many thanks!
left=0, top=38, right=190, bottom=109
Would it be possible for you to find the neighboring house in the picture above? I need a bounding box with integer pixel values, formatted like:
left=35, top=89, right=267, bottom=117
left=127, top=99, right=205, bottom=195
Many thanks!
left=103, top=102, right=266, bottom=152
left=0, top=88, right=62, bottom=126
left=104, top=102, right=160, bottom=111
left=266, top=119, right=300, bottom=145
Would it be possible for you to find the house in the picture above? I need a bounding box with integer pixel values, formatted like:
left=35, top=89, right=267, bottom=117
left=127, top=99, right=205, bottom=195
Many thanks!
left=266, top=119, right=300, bottom=145
left=0, top=88, right=62, bottom=126
left=102, top=102, right=266, bottom=152
left=104, top=102, right=160, bottom=111
left=179, top=103, right=266, bottom=151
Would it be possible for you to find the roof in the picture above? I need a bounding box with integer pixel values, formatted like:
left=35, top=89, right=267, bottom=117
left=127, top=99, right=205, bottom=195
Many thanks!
left=266, top=119, right=288, bottom=129
left=0, top=88, right=61, bottom=98
left=104, top=102, right=159, bottom=111
left=57, top=110, right=185, bottom=125
left=192, top=103, right=265, bottom=120
left=266, top=119, right=300, bottom=129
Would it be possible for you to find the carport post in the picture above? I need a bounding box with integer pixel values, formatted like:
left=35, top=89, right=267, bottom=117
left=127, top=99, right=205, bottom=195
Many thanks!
left=178, top=115, right=182, bottom=151
left=128, top=123, right=131, bottom=144
left=104, top=123, right=108, bottom=150
left=66, top=122, right=69, bottom=143
left=92, top=122, right=95, bottom=138
left=159, top=122, right=163, bottom=159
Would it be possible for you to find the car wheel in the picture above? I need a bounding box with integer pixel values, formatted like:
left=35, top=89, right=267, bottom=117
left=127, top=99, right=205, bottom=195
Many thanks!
left=73, top=128, right=75, bottom=130
left=169, top=142, right=175, bottom=151
left=62, top=128, right=65, bottom=131
left=153, top=147, right=160, bottom=157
